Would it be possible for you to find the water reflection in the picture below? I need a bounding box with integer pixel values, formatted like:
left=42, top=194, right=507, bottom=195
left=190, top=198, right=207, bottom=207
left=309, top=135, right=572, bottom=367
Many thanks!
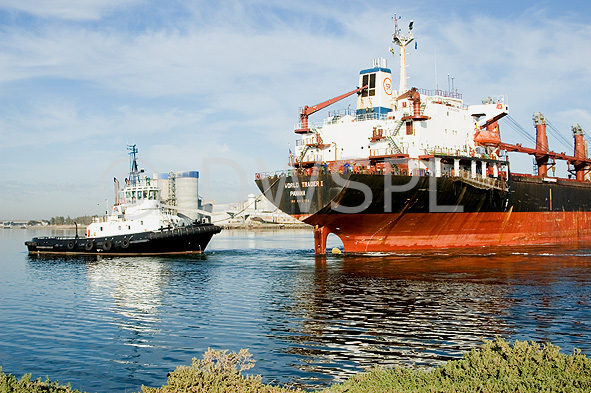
left=271, top=247, right=591, bottom=385
left=86, top=258, right=168, bottom=336
left=10, top=233, right=591, bottom=391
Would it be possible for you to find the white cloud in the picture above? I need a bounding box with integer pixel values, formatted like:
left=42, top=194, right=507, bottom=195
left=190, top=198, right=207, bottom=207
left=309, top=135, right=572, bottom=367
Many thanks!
left=0, top=0, right=146, bottom=20
left=2, top=1, right=591, bottom=217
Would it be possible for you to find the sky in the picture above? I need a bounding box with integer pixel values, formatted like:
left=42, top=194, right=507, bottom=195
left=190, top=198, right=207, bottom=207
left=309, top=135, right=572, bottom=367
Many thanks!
left=1, top=0, right=591, bottom=219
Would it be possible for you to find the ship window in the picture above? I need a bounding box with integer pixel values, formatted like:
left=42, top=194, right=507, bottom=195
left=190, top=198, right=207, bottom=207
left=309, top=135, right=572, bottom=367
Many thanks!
left=362, top=73, right=376, bottom=97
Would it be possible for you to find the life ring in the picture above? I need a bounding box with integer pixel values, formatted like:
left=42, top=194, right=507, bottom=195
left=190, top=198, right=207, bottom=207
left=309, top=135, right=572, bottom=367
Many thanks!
left=67, top=240, right=75, bottom=250
left=256, top=173, right=261, bottom=180
left=469, top=150, right=474, bottom=157
left=103, top=239, right=112, bottom=251
left=121, top=237, right=130, bottom=249
left=496, top=103, right=503, bottom=109
left=85, top=239, right=94, bottom=251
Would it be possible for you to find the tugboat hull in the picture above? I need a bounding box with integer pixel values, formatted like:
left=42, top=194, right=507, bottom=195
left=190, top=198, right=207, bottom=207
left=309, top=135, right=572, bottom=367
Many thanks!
left=25, top=224, right=222, bottom=256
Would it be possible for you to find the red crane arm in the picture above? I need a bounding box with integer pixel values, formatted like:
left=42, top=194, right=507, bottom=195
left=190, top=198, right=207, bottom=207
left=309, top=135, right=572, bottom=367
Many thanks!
left=295, top=85, right=368, bottom=133
left=500, top=142, right=591, bottom=166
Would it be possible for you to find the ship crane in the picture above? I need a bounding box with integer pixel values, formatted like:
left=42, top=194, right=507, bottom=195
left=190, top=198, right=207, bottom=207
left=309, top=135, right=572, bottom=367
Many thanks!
left=295, top=85, right=368, bottom=134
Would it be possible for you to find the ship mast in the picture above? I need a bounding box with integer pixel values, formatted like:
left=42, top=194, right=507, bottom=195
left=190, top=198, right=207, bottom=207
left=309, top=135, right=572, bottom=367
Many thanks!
left=127, top=144, right=140, bottom=186
left=391, top=15, right=414, bottom=94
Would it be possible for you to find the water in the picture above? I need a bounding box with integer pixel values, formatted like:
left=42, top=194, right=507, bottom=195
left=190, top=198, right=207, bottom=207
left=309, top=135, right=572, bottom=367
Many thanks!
left=1, top=228, right=591, bottom=392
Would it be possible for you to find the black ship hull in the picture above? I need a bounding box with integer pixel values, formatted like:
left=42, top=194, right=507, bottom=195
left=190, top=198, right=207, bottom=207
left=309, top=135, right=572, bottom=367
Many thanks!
left=255, top=171, right=591, bottom=251
left=25, top=224, right=222, bottom=255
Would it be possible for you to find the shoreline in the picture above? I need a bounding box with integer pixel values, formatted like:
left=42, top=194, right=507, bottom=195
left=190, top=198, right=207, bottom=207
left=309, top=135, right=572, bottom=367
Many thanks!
left=221, top=222, right=311, bottom=230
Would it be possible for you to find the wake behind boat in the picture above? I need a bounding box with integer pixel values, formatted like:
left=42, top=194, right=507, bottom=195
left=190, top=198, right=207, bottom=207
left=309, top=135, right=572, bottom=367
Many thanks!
left=26, top=145, right=221, bottom=255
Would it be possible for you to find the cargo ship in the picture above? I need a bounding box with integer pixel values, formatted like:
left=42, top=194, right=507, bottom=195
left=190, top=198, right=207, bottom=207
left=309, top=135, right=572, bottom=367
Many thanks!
left=255, top=16, right=591, bottom=253
left=26, top=145, right=222, bottom=255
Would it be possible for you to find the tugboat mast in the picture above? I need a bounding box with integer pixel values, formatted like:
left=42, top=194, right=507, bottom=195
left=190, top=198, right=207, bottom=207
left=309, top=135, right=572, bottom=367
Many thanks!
left=391, top=15, right=414, bottom=94
left=127, top=144, right=140, bottom=186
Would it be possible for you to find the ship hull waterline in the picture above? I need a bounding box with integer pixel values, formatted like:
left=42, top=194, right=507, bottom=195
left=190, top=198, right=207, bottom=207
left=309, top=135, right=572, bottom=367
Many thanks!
left=255, top=172, right=591, bottom=253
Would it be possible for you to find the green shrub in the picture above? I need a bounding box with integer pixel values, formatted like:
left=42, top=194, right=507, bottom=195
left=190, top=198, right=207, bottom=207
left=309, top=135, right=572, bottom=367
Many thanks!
left=0, top=367, right=84, bottom=393
left=323, top=337, right=591, bottom=393
left=3, top=338, right=590, bottom=393
left=140, top=348, right=300, bottom=393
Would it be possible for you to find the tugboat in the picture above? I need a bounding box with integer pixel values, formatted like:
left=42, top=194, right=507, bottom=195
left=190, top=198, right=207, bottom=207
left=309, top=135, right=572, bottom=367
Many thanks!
left=26, top=145, right=222, bottom=255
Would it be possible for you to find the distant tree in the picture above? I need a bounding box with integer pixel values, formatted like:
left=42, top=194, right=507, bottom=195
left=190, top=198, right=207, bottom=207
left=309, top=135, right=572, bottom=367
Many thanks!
left=47, top=215, right=93, bottom=226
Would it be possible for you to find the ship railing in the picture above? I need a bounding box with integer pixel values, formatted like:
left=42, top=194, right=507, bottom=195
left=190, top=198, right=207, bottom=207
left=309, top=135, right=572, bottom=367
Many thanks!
left=482, top=95, right=508, bottom=106
left=454, top=170, right=508, bottom=191
left=370, top=147, right=409, bottom=157
left=355, top=112, right=388, bottom=122
left=418, top=88, right=462, bottom=100
left=255, top=170, right=294, bottom=179
left=425, top=147, right=464, bottom=156
left=293, top=122, right=322, bottom=132
left=295, top=136, right=318, bottom=147
left=327, top=108, right=356, bottom=118
left=255, top=165, right=327, bottom=179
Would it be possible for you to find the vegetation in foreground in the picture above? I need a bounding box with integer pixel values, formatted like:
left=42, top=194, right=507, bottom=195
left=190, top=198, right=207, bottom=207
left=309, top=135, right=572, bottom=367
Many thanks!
left=0, top=367, right=82, bottom=393
left=1, top=338, right=590, bottom=393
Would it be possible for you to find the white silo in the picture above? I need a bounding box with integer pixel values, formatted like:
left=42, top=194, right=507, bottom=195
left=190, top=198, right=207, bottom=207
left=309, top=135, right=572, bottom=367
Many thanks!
left=154, top=172, right=170, bottom=202
left=175, top=171, right=199, bottom=219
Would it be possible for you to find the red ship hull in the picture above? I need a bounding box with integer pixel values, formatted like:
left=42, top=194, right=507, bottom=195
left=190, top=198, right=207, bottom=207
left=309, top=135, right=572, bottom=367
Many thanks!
left=301, top=211, right=591, bottom=252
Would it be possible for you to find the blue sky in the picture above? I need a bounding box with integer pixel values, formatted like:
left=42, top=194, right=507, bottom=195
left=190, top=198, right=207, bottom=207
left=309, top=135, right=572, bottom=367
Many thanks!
left=1, top=0, right=591, bottom=219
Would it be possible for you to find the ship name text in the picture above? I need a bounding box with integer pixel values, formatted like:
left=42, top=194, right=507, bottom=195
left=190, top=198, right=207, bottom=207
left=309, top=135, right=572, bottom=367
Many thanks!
left=284, top=180, right=324, bottom=189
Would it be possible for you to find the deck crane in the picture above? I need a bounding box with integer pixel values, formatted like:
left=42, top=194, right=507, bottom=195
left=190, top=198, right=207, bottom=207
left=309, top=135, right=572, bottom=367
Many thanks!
left=295, top=85, right=368, bottom=134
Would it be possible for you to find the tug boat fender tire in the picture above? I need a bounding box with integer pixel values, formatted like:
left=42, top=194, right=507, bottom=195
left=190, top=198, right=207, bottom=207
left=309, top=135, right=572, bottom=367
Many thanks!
left=103, top=239, right=112, bottom=251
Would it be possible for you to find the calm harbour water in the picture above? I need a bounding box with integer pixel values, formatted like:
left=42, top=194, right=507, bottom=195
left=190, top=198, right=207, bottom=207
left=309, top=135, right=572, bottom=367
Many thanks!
left=1, top=228, right=591, bottom=392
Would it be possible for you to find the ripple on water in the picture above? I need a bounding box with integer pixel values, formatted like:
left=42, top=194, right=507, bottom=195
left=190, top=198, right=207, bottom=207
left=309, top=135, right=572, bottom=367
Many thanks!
left=1, top=230, right=591, bottom=391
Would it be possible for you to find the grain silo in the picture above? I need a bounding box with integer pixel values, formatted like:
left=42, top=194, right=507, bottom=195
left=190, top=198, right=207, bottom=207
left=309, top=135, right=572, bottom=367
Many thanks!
left=154, top=172, right=170, bottom=202
left=175, top=171, right=199, bottom=220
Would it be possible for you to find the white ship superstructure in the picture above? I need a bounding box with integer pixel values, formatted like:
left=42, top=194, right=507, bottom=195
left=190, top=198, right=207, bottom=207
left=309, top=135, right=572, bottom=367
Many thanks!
left=294, top=18, right=509, bottom=179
